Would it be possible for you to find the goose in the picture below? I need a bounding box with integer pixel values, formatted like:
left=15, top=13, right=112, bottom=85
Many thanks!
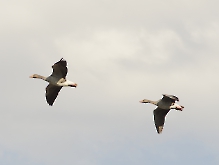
left=30, top=58, right=77, bottom=106
left=139, top=94, right=184, bottom=134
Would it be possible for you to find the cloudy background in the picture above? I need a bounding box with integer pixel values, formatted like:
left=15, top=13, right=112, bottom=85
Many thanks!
left=1, top=0, right=219, bottom=164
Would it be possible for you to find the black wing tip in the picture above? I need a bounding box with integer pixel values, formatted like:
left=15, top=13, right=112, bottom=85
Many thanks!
left=162, top=94, right=179, bottom=101
left=55, top=58, right=66, bottom=63
left=54, top=58, right=67, bottom=66
left=46, top=100, right=54, bottom=106
left=60, top=58, right=65, bottom=61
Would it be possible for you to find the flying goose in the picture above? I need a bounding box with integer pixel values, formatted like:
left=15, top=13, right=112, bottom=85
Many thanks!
left=139, top=94, right=184, bottom=134
left=30, top=58, right=77, bottom=106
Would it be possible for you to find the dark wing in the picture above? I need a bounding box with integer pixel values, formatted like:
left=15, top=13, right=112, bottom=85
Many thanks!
left=45, top=84, right=62, bottom=106
left=162, top=94, right=179, bottom=103
left=51, top=58, right=68, bottom=79
left=153, top=107, right=170, bottom=134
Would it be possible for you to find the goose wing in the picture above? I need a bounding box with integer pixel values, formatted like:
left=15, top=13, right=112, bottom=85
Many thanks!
left=153, top=107, right=170, bottom=134
left=162, top=94, right=179, bottom=103
left=51, top=58, right=68, bottom=79
left=45, top=84, right=62, bottom=106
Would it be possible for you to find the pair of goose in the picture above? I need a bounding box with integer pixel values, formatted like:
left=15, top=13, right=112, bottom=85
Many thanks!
left=30, top=58, right=184, bottom=134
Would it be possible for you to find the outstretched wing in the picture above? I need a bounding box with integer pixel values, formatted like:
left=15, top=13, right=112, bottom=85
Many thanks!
left=162, top=94, right=179, bottom=103
left=153, top=108, right=170, bottom=134
left=51, top=58, right=68, bottom=79
left=45, top=84, right=62, bottom=106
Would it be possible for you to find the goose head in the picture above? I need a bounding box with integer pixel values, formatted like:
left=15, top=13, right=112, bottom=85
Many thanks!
left=29, top=74, right=38, bottom=78
left=139, top=99, right=151, bottom=103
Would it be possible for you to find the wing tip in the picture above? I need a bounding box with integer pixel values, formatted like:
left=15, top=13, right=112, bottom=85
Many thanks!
left=60, top=58, right=65, bottom=61
left=46, top=100, right=54, bottom=106
left=162, top=94, right=179, bottom=101
left=52, top=58, right=67, bottom=68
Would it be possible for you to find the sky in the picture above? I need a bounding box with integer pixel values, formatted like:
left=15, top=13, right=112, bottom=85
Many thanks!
left=1, top=0, right=219, bottom=164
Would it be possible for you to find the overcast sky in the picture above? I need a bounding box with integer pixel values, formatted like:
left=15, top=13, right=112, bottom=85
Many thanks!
left=1, top=0, right=219, bottom=165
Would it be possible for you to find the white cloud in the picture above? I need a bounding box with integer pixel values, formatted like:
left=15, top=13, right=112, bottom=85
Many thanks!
left=1, top=0, right=219, bottom=165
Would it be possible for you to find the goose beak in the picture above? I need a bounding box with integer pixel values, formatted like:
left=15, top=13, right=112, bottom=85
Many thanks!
left=139, top=100, right=144, bottom=103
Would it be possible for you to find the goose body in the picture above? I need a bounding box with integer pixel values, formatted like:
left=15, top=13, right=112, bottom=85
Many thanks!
left=30, top=58, right=77, bottom=106
left=140, top=94, right=184, bottom=134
